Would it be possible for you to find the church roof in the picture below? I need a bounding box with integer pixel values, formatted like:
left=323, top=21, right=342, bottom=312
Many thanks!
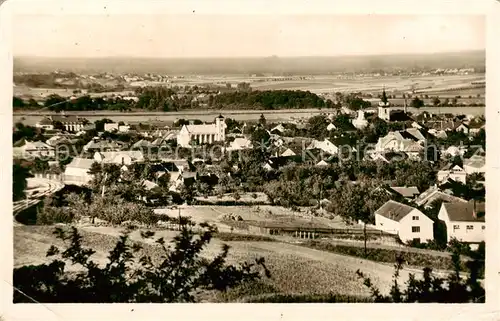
left=185, top=124, right=219, bottom=134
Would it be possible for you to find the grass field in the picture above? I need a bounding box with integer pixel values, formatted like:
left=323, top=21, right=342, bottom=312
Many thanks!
left=13, top=85, right=133, bottom=101
left=250, top=74, right=485, bottom=95
left=153, top=205, right=350, bottom=233
left=14, top=224, right=431, bottom=301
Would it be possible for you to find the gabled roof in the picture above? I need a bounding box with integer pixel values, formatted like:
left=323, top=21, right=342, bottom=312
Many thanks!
left=375, top=200, right=416, bottom=222
left=414, top=186, right=467, bottom=207
left=405, top=128, right=426, bottom=141
left=185, top=124, right=219, bottom=134
left=66, top=157, right=96, bottom=170
left=132, top=139, right=153, bottom=149
left=271, top=124, right=285, bottom=133
left=23, top=141, right=54, bottom=151
left=143, top=180, right=160, bottom=191
left=99, top=151, right=144, bottom=162
left=403, top=142, right=424, bottom=153
left=463, top=155, right=485, bottom=169
left=442, top=201, right=485, bottom=222
left=389, top=186, right=420, bottom=198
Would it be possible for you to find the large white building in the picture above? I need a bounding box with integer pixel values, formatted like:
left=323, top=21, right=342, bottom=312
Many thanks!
left=36, top=115, right=88, bottom=132
left=176, top=115, right=226, bottom=147
left=63, top=157, right=96, bottom=186
left=374, top=200, right=434, bottom=243
left=438, top=200, right=485, bottom=246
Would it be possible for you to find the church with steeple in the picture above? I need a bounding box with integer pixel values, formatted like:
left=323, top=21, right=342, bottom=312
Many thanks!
left=378, top=88, right=391, bottom=121
left=377, top=87, right=412, bottom=122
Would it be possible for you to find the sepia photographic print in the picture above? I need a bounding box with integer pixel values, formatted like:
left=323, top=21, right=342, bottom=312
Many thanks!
left=2, top=0, right=499, bottom=320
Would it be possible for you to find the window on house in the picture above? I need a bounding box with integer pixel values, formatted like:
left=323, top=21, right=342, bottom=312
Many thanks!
left=453, top=225, right=460, bottom=230
left=412, top=226, right=420, bottom=233
left=466, top=225, right=474, bottom=230
left=482, top=226, right=485, bottom=230
left=412, top=216, right=419, bottom=221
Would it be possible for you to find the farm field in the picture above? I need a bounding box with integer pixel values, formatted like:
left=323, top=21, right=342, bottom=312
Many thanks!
left=153, top=205, right=350, bottom=232
left=249, top=74, right=484, bottom=95
left=13, top=85, right=133, bottom=101
left=13, top=225, right=429, bottom=300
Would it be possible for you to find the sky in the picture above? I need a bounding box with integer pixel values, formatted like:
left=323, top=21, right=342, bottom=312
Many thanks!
left=12, top=14, right=485, bottom=58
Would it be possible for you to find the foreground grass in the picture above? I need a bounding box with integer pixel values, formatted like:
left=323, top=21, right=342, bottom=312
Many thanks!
left=208, top=281, right=372, bottom=303
left=15, top=225, right=379, bottom=300
left=298, top=240, right=463, bottom=271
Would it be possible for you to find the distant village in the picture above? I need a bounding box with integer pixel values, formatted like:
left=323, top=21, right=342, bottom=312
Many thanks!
left=13, top=89, right=486, bottom=248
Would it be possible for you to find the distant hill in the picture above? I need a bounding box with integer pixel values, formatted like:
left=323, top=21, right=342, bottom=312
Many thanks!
left=14, top=50, right=485, bottom=75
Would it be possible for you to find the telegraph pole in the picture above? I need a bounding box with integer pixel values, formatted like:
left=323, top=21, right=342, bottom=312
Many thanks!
left=178, top=207, right=181, bottom=231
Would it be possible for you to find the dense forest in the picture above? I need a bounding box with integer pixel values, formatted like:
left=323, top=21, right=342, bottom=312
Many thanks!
left=211, top=90, right=326, bottom=110
left=12, top=88, right=331, bottom=112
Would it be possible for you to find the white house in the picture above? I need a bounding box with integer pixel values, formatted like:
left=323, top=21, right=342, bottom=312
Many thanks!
left=438, top=200, right=485, bottom=246
left=176, top=115, right=226, bottom=147
left=428, top=129, right=448, bottom=139
left=326, top=123, right=337, bottom=131
left=280, top=147, right=300, bottom=157
left=35, top=117, right=54, bottom=130
left=104, top=123, right=120, bottom=132
left=227, top=137, right=253, bottom=151
left=351, top=110, right=368, bottom=130
left=83, top=138, right=123, bottom=152
left=64, top=157, right=96, bottom=186
left=307, top=138, right=343, bottom=155
left=443, top=146, right=467, bottom=157
left=463, top=155, right=485, bottom=174
left=315, top=160, right=329, bottom=166
left=455, top=123, right=470, bottom=135
left=94, top=151, right=144, bottom=165
left=437, top=164, right=467, bottom=184
left=13, top=141, right=55, bottom=159
left=374, top=200, right=434, bottom=243
left=270, top=124, right=286, bottom=134
left=375, top=129, right=426, bottom=155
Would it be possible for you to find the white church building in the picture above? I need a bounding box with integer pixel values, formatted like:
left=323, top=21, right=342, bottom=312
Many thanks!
left=176, top=115, right=226, bottom=147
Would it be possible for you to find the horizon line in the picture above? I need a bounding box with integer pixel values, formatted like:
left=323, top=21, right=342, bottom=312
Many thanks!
left=14, top=49, right=485, bottom=60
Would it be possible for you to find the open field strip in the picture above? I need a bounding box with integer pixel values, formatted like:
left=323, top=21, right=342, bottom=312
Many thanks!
left=14, top=224, right=427, bottom=297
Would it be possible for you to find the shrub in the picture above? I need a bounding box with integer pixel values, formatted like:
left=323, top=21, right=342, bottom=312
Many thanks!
left=215, top=233, right=275, bottom=242
left=356, top=250, right=485, bottom=303
left=13, top=224, right=270, bottom=303
left=300, top=240, right=462, bottom=271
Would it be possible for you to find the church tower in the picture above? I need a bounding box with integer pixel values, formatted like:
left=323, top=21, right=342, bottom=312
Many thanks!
left=215, top=114, right=226, bottom=141
left=378, top=87, right=391, bottom=121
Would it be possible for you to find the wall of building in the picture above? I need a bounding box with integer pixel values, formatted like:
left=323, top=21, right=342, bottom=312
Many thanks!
left=374, top=213, right=400, bottom=235
left=64, top=167, right=93, bottom=185
left=439, top=206, right=485, bottom=243
left=398, top=209, right=434, bottom=243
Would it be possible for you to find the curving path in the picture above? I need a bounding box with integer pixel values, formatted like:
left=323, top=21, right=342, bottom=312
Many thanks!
left=13, top=178, right=64, bottom=226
